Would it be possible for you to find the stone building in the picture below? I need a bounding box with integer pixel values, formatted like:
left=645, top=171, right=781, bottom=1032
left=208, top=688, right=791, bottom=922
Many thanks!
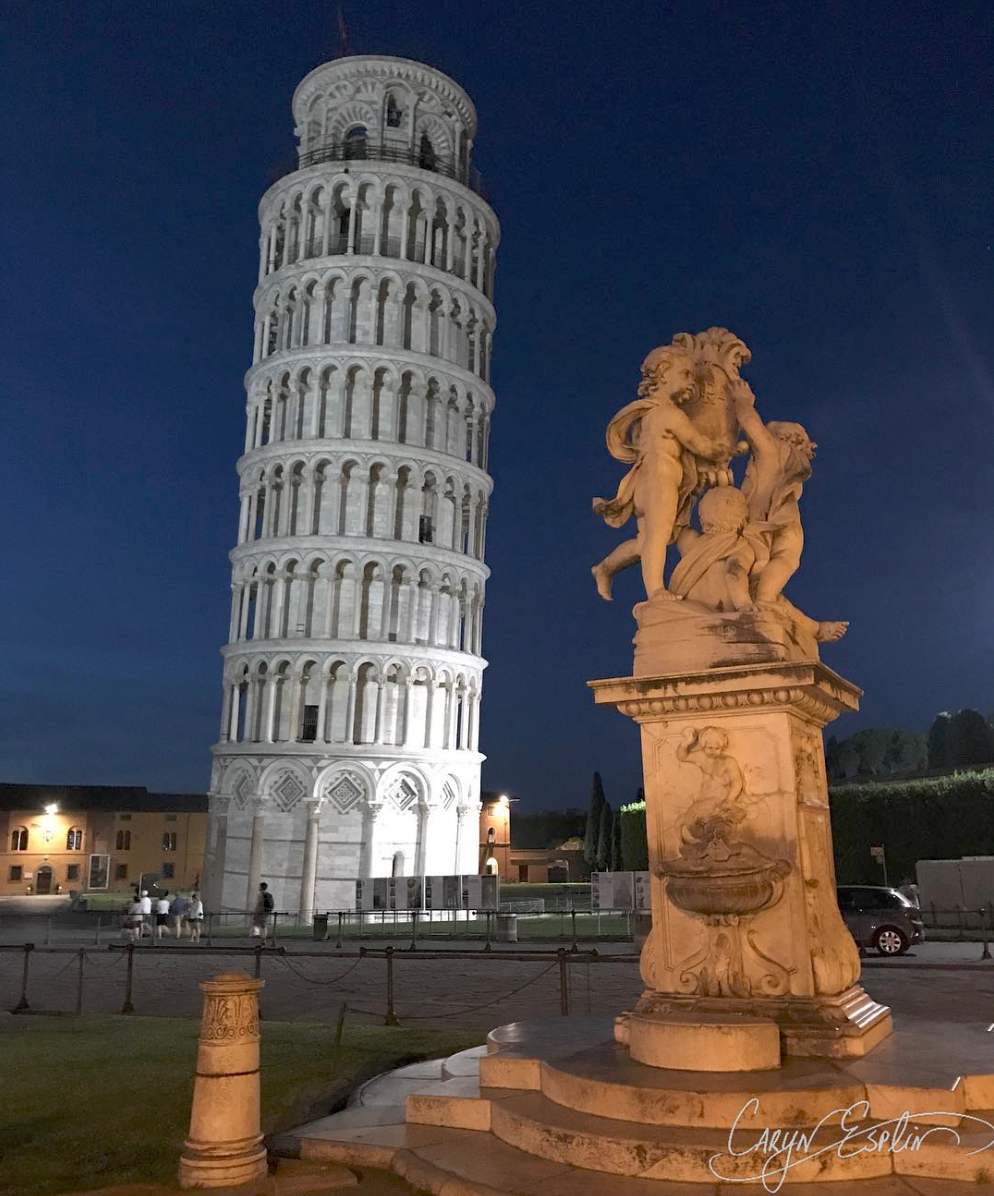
left=0, top=784, right=206, bottom=896
left=203, top=55, right=499, bottom=917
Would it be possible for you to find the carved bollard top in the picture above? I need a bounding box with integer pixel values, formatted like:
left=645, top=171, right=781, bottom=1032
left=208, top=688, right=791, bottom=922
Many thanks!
left=198, top=971, right=264, bottom=1043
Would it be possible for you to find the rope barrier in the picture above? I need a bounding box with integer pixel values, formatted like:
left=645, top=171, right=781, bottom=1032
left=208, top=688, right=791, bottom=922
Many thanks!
left=350, top=958, right=560, bottom=1021
left=274, top=952, right=366, bottom=987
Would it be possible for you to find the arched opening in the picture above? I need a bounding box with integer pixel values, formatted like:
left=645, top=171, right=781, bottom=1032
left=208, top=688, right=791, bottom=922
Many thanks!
left=66, top=827, right=83, bottom=851
left=10, top=827, right=28, bottom=851
left=386, top=94, right=402, bottom=128
left=484, top=856, right=498, bottom=876
left=419, top=132, right=437, bottom=171
left=392, top=850, right=405, bottom=878
left=343, top=125, right=367, bottom=160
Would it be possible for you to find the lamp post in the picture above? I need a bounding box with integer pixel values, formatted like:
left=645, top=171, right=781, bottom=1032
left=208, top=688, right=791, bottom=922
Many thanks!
left=870, top=844, right=888, bottom=887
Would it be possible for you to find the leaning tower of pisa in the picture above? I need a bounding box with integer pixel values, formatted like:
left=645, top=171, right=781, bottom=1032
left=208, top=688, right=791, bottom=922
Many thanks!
left=202, top=56, right=498, bottom=917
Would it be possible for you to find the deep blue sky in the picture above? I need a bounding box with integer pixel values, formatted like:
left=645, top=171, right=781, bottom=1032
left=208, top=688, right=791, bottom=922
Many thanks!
left=3, top=1, right=992, bottom=811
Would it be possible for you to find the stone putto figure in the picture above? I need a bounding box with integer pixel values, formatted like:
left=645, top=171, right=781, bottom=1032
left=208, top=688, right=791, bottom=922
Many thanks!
left=592, top=328, right=846, bottom=668
left=591, top=344, right=734, bottom=603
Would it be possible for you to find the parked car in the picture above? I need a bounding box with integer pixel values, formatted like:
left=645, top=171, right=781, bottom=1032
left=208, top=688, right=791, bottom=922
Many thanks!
left=837, top=885, right=925, bottom=956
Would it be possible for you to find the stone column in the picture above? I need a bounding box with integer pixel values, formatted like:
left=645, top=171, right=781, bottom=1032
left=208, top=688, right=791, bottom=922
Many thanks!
left=359, top=802, right=384, bottom=877
left=244, top=802, right=266, bottom=914
left=298, top=802, right=321, bottom=925
left=179, top=970, right=266, bottom=1188
left=590, top=660, right=892, bottom=1063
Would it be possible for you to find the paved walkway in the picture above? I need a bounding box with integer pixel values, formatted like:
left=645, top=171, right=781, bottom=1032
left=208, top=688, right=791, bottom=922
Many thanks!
left=2, top=936, right=993, bottom=1031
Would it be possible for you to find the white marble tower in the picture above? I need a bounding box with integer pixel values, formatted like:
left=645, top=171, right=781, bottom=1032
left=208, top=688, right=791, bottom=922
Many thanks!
left=203, top=55, right=498, bottom=917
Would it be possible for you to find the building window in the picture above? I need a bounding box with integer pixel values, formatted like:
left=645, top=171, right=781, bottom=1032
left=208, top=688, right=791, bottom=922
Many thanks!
left=518, top=864, right=529, bottom=882
left=165, top=814, right=177, bottom=822
left=162, top=832, right=177, bottom=852
left=300, top=704, right=319, bottom=742
left=119, top=813, right=132, bottom=821
left=9, top=866, right=23, bottom=882
left=116, top=830, right=131, bottom=851
left=115, top=864, right=128, bottom=880
left=66, top=827, right=83, bottom=851
left=487, top=827, right=495, bottom=844
left=162, top=862, right=175, bottom=878
left=419, top=515, right=433, bottom=543
left=386, top=94, right=402, bottom=128
left=484, top=856, right=498, bottom=876
left=66, top=864, right=79, bottom=882
left=10, top=828, right=28, bottom=851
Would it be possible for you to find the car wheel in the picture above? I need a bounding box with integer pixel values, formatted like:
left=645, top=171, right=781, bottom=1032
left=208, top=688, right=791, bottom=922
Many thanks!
left=874, top=926, right=908, bottom=956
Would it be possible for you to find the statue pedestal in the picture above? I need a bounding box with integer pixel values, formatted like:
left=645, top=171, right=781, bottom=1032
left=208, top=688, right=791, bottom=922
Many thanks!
left=590, top=659, right=892, bottom=1061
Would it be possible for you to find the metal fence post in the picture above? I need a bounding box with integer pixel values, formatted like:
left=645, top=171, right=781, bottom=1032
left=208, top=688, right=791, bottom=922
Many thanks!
left=331, top=1001, right=347, bottom=1074
left=14, top=942, right=33, bottom=1012
left=45, top=917, right=52, bottom=946
left=253, top=942, right=263, bottom=979
left=410, top=910, right=419, bottom=951
left=335, top=911, right=343, bottom=948
left=384, top=946, right=399, bottom=1026
left=121, top=943, right=135, bottom=1014
left=75, top=948, right=85, bottom=1015
left=981, top=906, right=992, bottom=961
left=570, top=910, right=579, bottom=951
left=206, top=912, right=214, bottom=946
left=271, top=912, right=279, bottom=945
left=558, top=947, right=570, bottom=1016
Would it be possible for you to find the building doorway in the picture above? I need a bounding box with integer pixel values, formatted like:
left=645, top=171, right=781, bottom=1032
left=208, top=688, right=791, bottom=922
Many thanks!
left=35, top=866, right=53, bottom=895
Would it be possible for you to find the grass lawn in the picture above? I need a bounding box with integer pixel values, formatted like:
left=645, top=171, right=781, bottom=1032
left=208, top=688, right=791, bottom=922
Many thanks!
left=0, top=1015, right=481, bottom=1196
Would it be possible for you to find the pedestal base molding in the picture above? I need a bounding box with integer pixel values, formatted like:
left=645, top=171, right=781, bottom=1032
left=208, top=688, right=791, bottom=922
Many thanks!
left=626, top=1008, right=781, bottom=1070
left=622, top=983, right=894, bottom=1060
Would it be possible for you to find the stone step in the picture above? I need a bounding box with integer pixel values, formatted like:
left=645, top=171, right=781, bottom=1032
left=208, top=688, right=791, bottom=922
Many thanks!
left=407, top=1076, right=497, bottom=1130
left=294, top=1106, right=993, bottom=1194
left=535, top=1039, right=867, bottom=1129
left=441, top=1043, right=487, bottom=1080
left=488, top=1090, right=994, bottom=1183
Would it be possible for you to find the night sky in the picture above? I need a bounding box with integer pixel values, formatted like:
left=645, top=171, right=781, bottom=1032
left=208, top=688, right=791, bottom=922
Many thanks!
left=3, top=2, right=992, bottom=811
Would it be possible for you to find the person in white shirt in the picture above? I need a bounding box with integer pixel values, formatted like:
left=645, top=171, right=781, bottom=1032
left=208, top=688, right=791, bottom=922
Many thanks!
left=155, top=892, right=171, bottom=938
left=139, top=890, right=153, bottom=938
left=188, top=892, right=205, bottom=943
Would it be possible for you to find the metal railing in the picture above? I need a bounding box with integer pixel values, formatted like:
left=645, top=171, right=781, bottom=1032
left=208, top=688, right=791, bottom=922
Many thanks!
left=278, top=141, right=489, bottom=201
left=0, top=906, right=639, bottom=949
left=0, top=941, right=635, bottom=1023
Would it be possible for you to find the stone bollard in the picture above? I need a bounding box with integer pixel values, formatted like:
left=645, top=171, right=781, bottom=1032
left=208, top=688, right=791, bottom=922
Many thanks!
left=179, top=970, right=267, bottom=1189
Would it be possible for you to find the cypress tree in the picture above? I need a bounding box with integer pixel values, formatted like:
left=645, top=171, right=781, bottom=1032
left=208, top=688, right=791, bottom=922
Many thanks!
left=584, top=772, right=606, bottom=866
left=611, top=811, right=622, bottom=871
left=596, top=802, right=612, bottom=872
left=927, top=713, right=950, bottom=769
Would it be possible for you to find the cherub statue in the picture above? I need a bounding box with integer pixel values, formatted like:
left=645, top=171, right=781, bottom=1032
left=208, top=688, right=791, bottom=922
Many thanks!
left=672, top=482, right=847, bottom=644
left=730, top=378, right=814, bottom=606
left=592, top=345, right=733, bottom=602
left=675, top=725, right=751, bottom=840
left=670, top=487, right=767, bottom=611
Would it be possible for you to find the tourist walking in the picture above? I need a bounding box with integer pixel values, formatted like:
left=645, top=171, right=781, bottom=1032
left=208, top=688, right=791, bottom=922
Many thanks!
left=252, top=882, right=274, bottom=944
left=123, top=894, right=144, bottom=943
left=170, top=891, right=189, bottom=937
left=139, top=889, right=153, bottom=938
left=188, top=891, right=204, bottom=942
left=155, top=892, right=171, bottom=938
